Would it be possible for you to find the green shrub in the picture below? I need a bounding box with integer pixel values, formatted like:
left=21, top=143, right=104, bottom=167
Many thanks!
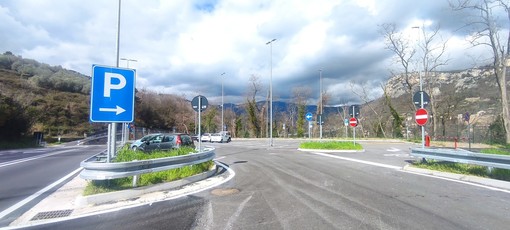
left=299, top=141, right=363, bottom=150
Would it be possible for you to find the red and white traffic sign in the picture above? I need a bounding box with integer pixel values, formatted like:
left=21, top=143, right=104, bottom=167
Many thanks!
left=415, top=108, right=428, bottom=126
left=349, top=117, right=358, bottom=127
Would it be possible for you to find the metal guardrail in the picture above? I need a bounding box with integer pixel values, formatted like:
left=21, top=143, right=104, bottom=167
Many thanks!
left=80, top=147, right=215, bottom=181
left=411, top=148, right=510, bottom=170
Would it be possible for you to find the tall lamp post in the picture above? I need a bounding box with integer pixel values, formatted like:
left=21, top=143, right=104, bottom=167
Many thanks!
left=220, top=72, right=226, bottom=132
left=319, top=69, right=323, bottom=139
left=266, top=38, right=276, bottom=147
left=120, top=58, right=137, bottom=144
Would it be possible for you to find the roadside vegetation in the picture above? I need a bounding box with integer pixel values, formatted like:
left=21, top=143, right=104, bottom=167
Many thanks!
left=0, top=137, right=39, bottom=149
left=413, top=146, right=510, bottom=182
left=83, top=147, right=214, bottom=196
left=299, top=141, right=363, bottom=151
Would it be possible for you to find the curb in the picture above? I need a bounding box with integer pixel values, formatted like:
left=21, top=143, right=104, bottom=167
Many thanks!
left=402, top=164, right=510, bottom=191
left=76, top=166, right=219, bottom=206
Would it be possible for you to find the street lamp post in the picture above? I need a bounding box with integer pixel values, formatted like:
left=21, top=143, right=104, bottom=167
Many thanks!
left=221, top=72, right=226, bottom=132
left=319, top=69, right=323, bottom=139
left=266, top=38, right=276, bottom=147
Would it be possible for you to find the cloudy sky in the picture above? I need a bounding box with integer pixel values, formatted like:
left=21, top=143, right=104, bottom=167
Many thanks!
left=0, top=0, right=499, bottom=106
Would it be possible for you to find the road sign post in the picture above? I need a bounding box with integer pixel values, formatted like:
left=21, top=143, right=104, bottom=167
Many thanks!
left=191, top=95, right=208, bottom=151
left=90, top=65, right=135, bottom=122
left=90, top=65, right=136, bottom=162
left=306, top=112, right=313, bottom=139
left=349, top=117, right=358, bottom=145
left=415, top=108, right=428, bottom=126
left=415, top=108, right=428, bottom=149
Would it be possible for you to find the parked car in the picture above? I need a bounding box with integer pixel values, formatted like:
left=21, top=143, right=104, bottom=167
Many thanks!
left=200, top=133, right=212, bottom=142
left=190, top=134, right=199, bottom=142
left=220, top=131, right=232, bottom=142
left=130, top=133, right=160, bottom=151
left=136, top=133, right=195, bottom=152
left=210, top=132, right=231, bottom=143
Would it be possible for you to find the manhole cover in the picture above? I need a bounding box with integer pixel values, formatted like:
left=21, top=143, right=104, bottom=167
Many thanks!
left=211, top=188, right=240, bottom=196
left=31, top=209, right=73, bottom=221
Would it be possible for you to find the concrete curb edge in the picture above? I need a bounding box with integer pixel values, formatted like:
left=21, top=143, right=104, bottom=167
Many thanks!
left=76, top=165, right=219, bottom=206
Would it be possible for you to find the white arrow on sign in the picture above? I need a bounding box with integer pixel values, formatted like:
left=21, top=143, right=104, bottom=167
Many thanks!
left=99, top=105, right=126, bottom=115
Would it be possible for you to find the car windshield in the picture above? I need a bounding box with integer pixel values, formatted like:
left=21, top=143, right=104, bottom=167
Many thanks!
left=140, top=134, right=157, bottom=141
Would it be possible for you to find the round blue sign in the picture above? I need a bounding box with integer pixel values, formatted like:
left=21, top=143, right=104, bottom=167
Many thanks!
left=305, top=112, right=313, bottom=121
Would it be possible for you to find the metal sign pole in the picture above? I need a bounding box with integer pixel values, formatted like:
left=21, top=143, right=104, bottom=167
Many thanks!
left=198, top=96, right=202, bottom=152
left=352, top=106, right=358, bottom=146
left=308, top=121, right=311, bottom=139
left=420, top=72, right=425, bottom=149
left=353, top=125, right=356, bottom=146
left=468, top=120, right=471, bottom=151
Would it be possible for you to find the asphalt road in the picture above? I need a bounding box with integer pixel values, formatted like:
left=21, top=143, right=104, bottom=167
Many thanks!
left=17, top=139, right=510, bottom=230
left=0, top=144, right=104, bottom=226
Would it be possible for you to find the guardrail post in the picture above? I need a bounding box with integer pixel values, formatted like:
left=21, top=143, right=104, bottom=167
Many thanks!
left=487, top=166, right=494, bottom=175
left=132, top=174, right=139, bottom=187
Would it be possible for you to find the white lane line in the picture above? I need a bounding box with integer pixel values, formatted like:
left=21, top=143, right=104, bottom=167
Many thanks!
left=224, top=194, right=253, bottom=230
left=404, top=170, right=510, bottom=194
left=310, top=152, right=402, bottom=170
left=214, top=156, right=226, bottom=161
left=310, top=151, right=510, bottom=193
left=0, top=167, right=83, bottom=220
left=0, top=149, right=77, bottom=168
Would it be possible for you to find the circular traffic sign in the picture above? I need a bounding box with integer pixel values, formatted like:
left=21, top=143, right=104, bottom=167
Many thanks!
left=415, top=108, right=428, bottom=126
left=191, top=95, right=208, bottom=112
left=349, top=117, right=358, bottom=127
left=413, top=91, right=430, bottom=108
left=305, top=112, right=313, bottom=121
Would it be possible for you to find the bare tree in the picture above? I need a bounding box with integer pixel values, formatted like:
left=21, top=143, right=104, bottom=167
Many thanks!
left=350, top=81, right=387, bottom=138
left=381, top=23, right=418, bottom=111
left=450, top=0, right=510, bottom=143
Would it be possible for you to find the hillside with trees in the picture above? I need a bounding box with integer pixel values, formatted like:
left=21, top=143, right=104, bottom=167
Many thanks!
left=0, top=50, right=507, bottom=147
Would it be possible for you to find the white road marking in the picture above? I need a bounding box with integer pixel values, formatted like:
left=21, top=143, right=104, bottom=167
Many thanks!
left=14, top=160, right=237, bottom=227
left=310, top=152, right=402, bottom=170
left=310, top=151, right=510, bottom=194
left=0, top=167, right=83, bottom=219
left=0, top=149, right=76, bottom=168
left=224, top=194, right=253, bottom=230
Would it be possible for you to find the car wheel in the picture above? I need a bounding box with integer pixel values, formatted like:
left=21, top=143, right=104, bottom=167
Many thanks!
left=132, top=146, right=139, bottom=151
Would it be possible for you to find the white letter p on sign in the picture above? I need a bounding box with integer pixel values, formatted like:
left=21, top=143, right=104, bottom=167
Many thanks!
left=104, top=72, right=126, bottom=97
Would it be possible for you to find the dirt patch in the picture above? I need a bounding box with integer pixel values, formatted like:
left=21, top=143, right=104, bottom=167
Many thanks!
left=211, top=188, right=240, bottom=196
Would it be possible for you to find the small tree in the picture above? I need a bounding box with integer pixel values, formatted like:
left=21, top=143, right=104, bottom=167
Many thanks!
left=292, top=86, right=311, bottom=138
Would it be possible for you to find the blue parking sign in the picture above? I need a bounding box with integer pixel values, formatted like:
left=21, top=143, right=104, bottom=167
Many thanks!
left=90, top=65, right=135, bottom=122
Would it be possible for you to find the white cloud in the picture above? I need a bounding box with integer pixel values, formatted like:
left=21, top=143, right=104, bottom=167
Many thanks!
left=0, top=0, right=500, bottom=105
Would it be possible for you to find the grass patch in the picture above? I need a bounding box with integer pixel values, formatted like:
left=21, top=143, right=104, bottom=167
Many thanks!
left=412, top=160, right=510, bottom=182
left=299, top=141, right=363, bottom=150
left=0, top=136, right=40, bottom=150
left=83, top=147, right=214, bottom=196
left=480, top=148, right=510, bottom=156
